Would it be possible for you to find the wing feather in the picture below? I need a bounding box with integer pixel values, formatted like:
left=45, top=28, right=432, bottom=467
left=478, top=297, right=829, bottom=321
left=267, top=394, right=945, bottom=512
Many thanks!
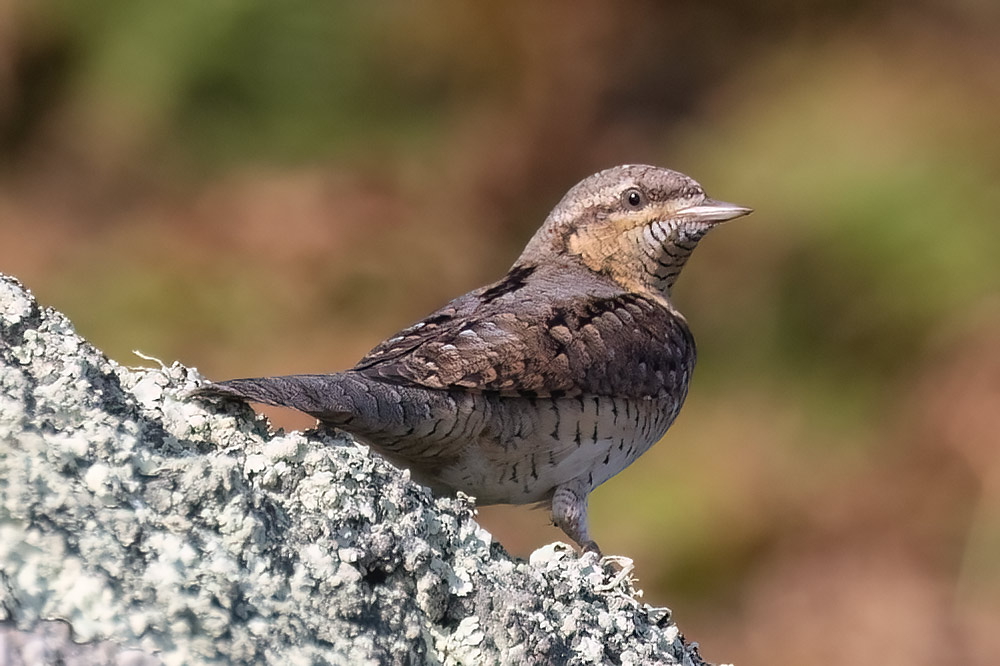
left=353, top=268, right=695, bottom=400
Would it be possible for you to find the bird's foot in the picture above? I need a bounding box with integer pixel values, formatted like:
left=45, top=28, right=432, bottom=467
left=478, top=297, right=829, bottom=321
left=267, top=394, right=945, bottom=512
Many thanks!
left=552, top=479, right=601, bottom=556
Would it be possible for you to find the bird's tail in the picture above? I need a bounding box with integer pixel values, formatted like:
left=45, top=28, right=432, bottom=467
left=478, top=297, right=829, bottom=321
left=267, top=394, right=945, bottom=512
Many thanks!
left=193, top=374, right=355, bottom=421
left=195, top=371, right=473, bottom=489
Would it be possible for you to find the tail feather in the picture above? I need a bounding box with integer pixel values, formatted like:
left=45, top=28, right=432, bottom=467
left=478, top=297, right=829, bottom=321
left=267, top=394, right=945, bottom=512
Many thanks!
left=194, top=374, right=353, bottom=419
left=194, top=372, right=458, bottom=453
left=195, top=371, right=476, bottom=490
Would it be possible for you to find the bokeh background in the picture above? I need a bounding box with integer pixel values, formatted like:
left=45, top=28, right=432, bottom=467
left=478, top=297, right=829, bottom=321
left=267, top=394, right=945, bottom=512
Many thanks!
left=2, top=2, right=999, bottom=664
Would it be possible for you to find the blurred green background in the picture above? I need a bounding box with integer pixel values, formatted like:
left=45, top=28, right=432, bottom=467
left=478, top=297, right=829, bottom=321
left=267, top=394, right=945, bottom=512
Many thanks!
left=2, top=2, right=999, bottom=664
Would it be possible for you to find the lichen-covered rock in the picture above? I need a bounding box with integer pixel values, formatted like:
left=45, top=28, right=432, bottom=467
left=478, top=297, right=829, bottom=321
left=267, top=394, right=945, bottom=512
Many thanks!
left=0, top=273, right=711, bottom=665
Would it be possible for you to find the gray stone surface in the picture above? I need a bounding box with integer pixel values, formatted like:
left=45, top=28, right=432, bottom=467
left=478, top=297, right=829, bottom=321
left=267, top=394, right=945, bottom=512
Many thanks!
left=0, top=273, right=711, bottom=665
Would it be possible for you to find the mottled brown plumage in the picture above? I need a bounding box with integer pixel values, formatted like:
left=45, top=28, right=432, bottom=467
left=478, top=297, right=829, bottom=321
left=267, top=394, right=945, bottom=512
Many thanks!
left=195, top=165, right=750, bottom=553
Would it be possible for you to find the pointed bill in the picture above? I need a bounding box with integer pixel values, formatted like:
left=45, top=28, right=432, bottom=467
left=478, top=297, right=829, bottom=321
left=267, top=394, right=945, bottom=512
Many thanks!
left=678, top=199, right=753, bottom=224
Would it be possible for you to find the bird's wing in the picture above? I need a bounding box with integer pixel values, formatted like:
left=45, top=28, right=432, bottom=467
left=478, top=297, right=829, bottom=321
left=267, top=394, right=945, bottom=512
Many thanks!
left=353, top=272, right=696, bottom=399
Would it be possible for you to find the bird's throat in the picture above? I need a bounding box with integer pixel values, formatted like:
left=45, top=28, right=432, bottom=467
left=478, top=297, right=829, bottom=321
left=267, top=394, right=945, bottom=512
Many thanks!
left=567, top=219, right=706, bottom=299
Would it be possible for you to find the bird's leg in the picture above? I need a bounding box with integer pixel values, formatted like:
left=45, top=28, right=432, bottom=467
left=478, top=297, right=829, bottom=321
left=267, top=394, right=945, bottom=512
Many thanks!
left=552, top=478, right=601, bottom=555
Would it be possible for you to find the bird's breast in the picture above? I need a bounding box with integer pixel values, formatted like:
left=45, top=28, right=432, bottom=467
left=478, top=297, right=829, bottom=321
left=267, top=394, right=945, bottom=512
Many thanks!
left=421, top=392, right=685, bottom=505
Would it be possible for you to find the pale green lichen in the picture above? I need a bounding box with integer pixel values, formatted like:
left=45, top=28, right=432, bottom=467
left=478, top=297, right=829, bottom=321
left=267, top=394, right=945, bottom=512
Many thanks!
left=0, top=273, right=710, bottom=665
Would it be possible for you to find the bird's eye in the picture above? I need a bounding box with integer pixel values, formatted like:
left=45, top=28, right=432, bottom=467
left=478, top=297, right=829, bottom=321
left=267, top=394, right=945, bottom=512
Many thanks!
left=623, top=188, right=644, bottom=209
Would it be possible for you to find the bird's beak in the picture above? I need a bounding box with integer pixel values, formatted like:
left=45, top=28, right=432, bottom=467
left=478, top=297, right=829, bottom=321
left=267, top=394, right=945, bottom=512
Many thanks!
left=677, top=199, right=753, bottom=224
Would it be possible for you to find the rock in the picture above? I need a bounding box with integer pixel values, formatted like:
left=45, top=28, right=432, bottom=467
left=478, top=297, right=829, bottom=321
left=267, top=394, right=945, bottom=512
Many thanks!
left=0, top=273, right=711, bottom=665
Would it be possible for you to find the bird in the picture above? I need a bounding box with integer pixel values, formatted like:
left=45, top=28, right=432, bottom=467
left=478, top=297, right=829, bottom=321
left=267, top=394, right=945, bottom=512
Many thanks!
left=194, top=164, right=751, bottom=554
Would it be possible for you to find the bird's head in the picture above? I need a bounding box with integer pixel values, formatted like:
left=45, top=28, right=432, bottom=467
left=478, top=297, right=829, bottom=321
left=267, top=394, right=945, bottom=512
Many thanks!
left=518, top=165, right=751, bottom=299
